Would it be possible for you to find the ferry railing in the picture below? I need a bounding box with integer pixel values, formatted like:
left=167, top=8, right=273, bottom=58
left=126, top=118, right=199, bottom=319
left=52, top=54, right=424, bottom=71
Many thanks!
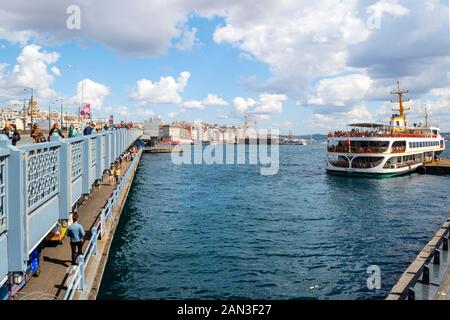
left=387, top=219, right=450, bottom=300
left=329, top=131, right=439, bottom=139
left=63, top=150, right=141, bottom=300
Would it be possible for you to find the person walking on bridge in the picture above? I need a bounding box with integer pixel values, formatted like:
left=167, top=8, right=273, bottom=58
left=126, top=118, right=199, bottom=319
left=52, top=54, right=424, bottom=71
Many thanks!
left=114, top=162, right=121, bottom=185
left=68, top=124, right=77, bottom=138
left=49, top=123, right=65, bottom=140
left=83, top=122, right=96, bottom=136
left=66, top=213, right=85, bottom=265
left=2, top=124, right=21, bottom=146
left=31, top=123, right=46, bottom=144
left=10, top=124, right=21, bottom=146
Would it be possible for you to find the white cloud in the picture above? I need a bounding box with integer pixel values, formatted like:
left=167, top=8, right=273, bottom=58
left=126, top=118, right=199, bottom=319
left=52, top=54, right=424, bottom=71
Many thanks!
left=234, top=93, right=286, bottom=116
left=180, top=100, right=204, bottom=110
left=367, top=0, right=410, bottom=21
left=51, top=66, right=60, bottom=76
left=233, top=97, right=256, bottom=115
left=0, top=44, right=59, bottom=100
left=168, top=111, right=182, bottom=118
left=0, top=27, right=31, bottom=45
left=203, top=94, right=228, bottom=106
left=308, top=74, right=373, bottom=107
left=176, top=25, right=200, bottom=51
left=114, top=106, right=129, bottom=116
left=180, top=93, right=229, bottom=110
left=311, top=105, right=374, bottom=131
left=131, top=72, right=190, bottom=104
left=213, top=0, right=371, bottom=97
left=0, top=1, right=210, bottom=57
left=254, top=93, right=286, bottom=114
left=213, top=24, right=243, bottom=44
left=1, top=1, right=448, bottom=132
left=75, top=78, right=110, bottom=110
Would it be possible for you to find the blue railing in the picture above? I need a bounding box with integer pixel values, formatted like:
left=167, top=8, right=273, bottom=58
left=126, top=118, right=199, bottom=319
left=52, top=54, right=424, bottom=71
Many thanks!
left=64, top=150, right=141, bottom=300
left=0, top=128, right=142, bottom=294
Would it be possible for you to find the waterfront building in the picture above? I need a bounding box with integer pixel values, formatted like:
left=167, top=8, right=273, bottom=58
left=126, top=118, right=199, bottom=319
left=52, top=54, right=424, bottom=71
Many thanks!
left=161, top=123, right=192, bottom=144
left=143, top=116, right=163, bottom=138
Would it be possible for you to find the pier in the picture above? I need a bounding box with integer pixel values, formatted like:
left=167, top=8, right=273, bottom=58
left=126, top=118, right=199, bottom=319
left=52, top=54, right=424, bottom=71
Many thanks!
left=0, top=128, right=142, bottom=300
left=387, top=217, right=450, bottom=300
left=421, top=158, right=450, bottom=175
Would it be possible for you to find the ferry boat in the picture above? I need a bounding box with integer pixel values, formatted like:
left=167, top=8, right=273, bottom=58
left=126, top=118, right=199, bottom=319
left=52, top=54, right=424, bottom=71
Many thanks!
left=326, top=82, right=446, bottom=177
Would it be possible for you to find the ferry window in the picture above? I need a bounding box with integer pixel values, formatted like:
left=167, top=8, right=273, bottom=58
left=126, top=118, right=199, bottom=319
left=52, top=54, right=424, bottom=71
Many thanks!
left=349, top=141, right=389, bottom=153
left=328, top=155, right=349, bottom=168
left=384, top=156, right=400, bottom=169
left=392, top=141, right=406, bottom=153
left=351, top=157, right=384, bottom=169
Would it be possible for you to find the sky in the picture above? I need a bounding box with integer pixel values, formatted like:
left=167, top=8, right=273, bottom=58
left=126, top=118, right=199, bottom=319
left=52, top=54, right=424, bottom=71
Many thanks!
left=0, top=0, right=450, bottom=134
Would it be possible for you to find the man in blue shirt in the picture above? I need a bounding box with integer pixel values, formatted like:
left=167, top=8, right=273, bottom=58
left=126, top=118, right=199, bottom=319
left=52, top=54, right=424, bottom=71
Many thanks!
left=83, top=122, right=96, bottom=136
left=66, top=213, right=85, bottom=264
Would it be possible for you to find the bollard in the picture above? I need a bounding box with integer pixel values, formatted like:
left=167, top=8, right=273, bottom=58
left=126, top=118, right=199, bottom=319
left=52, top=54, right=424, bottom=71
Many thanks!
left=434, top=249, right=441, bottom=265
left=422, top=265, right=430, bottom=285
left=76, top=255, right=85, bottom=291
left=443, top=237, right=449, bottom=251
left=408, top=288, right=415, bottom=300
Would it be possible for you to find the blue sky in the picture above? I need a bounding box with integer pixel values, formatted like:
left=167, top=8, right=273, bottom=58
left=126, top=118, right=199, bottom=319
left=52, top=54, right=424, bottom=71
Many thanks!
left=0, top=1, right=449, bottom=134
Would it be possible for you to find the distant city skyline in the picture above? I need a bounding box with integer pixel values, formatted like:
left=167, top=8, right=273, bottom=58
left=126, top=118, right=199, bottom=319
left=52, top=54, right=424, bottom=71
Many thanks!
left=0, top=1, right=450, bottom=134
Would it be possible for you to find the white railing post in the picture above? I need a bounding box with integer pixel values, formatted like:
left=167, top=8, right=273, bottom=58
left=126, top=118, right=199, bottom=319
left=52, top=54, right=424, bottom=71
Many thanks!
left=92, top=227, right=98, bottom=256
left=76, top=255, right=85, bottom=291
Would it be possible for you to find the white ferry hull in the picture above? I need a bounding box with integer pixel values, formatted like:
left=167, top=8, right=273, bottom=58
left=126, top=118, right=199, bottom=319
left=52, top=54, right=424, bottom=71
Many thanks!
left=326, top=162, right=422, bottom=177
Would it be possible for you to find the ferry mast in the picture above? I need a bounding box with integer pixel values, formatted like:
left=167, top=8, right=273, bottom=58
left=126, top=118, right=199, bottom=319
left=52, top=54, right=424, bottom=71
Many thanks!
left=390, top=81, right=410, bottom=128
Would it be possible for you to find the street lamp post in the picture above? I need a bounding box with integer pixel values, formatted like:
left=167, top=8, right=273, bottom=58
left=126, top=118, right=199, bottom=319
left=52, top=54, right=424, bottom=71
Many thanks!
left=67, top=65, right=84, bottom=124
left=48, top=101, right=56, bottom=131
left=22, top=99, right=27, bottom=131
left=24, top=88, right=34, bottom=130
left=56, top=98, right=64, bottom=129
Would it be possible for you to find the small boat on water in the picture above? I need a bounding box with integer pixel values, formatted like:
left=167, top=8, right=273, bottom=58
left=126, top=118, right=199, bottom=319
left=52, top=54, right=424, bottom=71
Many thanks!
left=326, top=82, right=446, bottom=177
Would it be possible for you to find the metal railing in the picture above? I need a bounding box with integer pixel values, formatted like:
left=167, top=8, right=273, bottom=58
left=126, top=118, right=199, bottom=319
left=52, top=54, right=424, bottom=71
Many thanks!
left=387, top=218, right=450, bottom=300
left=63, top=150, right=141, bottom=300
left=0, top=128, right=142, bottom=297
